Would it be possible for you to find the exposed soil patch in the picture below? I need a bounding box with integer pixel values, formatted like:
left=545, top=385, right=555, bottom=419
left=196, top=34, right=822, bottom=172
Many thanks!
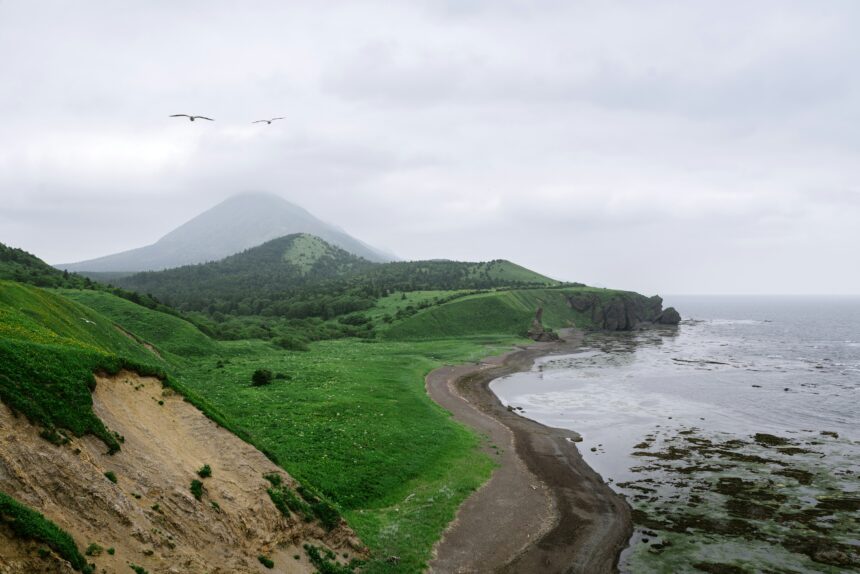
left=0, top=370, right=362, bottom=573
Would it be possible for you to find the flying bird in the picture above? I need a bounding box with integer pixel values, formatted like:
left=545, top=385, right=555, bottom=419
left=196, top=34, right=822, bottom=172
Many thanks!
left=252, top=117, right=285, bottom=125
left=169, top=114, right=214, bottom=122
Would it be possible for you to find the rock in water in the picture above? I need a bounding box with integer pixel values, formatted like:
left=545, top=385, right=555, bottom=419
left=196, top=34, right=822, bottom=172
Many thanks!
left=657, top=307, right=682, bottom=325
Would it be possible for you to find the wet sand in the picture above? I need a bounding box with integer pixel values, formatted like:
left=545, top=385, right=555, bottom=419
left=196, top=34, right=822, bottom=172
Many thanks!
left=426, top=331, right=632, bottom=574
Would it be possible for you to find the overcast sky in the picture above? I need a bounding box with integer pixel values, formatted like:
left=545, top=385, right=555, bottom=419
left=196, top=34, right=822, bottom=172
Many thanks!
left=1, top=1, right=858, bottom=295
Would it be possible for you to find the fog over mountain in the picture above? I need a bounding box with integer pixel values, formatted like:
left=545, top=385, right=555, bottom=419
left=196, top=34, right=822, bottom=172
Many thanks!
left=2, top=1, right=860, bottom=293
left=59, top=193, right=394, bottom=271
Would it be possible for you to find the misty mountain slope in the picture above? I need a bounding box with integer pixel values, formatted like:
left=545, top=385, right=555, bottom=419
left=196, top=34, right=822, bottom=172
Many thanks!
left=115, top=233, right=376, bottom=312
left=58, top=192, right=394, bottom=272
left=114, top=234, right=559, bottom=317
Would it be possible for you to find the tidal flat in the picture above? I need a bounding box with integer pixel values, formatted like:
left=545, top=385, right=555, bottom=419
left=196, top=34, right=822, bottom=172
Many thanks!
left=492, top=295, right=860, bottom=572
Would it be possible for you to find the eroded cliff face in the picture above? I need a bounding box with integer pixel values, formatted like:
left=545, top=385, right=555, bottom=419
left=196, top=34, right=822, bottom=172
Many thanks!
left=0, top=371, right=363, bottom=574
left=566, top=293, right=680, bottom=331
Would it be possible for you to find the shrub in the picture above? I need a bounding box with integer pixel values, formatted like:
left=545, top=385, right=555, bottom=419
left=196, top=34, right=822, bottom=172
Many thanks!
left=251, top=369, right=274, bottom=387
left=190, top=479, right=204, bottom=501
left=84, top=543, right=102, bottom=556
left=258, top=555, right=275, bottom=568
left=130, top=565, right=149, bottom=574
left=107, top=547, right=115, bottom=555
left=197, top=464, right=212, bottom=478
left=276, top=336, right=309, bottom=352
left=104, top=471, right=117, bottom=484
left=263, top=472, right=282, bottom=487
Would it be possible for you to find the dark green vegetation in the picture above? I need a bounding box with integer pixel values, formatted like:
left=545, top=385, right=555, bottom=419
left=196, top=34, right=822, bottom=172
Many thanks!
left=197, top=464, right=212, bottom=478
left=305, top=543, right=363, bottom=573
left=1, top=242, right=90, bottom=289
left=84, top=542, right=103, bottom=556
left=189, top=479, right=204, bottom=501
left=621, top=426, right=860, bottom=572
left=113, top=234, right=557, bottom=326
left=251, top=368, right=274, bottom=387
left=258, top=554, right=274, bottom=568
left=0, top=238, right=666, bottom=572
left=0, top=491, right=90, bottom=572
left=264, top=473, right=341, bottom=530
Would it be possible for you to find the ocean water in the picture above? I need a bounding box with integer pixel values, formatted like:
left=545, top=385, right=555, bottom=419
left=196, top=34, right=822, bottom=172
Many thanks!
left=491, top=296, right=860, bottom=573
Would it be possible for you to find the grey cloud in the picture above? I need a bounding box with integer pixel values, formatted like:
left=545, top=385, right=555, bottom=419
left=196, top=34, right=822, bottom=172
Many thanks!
left=1, top=0, right=858, bottom=293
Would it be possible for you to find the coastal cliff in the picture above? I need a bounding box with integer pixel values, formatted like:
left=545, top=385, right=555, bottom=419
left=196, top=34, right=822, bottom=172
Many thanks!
left=566, top=292, right=681, bottom=331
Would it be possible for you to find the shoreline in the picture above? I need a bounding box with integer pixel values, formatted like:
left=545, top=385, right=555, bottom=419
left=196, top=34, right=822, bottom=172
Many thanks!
left=426, top=330, right=632, bottom=574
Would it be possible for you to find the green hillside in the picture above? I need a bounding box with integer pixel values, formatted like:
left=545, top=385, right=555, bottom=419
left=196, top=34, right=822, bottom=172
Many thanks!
left=0, top=280, right=164, bottom=453
left=58, top=289, right=218, bottom=358
left=1, top=242, right=90, bottom=289
left=115, top=233, right=376, bottom=315
left=113, top=234, right=558, bottom=325
left=382, top=287, right=616, bottom=340
left=0, top=280, right=162, bottom=362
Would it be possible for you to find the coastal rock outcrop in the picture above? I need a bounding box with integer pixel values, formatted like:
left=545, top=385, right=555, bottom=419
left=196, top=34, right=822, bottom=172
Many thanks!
left=656, top=307, right=681, bottom=325
left=565, top=293, right=680, bottom=331
left=527, top=307, right=559, bottom=342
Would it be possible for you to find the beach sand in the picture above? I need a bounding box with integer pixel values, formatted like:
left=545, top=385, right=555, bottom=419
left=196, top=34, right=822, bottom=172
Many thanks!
left=426, top=330, right=631, bottom=574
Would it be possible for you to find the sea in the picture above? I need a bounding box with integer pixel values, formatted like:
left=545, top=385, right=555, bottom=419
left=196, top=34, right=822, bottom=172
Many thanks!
left=491, top=295, right=860, bottom=573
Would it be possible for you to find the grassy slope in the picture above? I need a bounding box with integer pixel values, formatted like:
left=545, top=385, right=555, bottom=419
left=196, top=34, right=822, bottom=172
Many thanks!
left=381, top=286, right=623, bottom=339
left=282, top=233, right=331, bottom=274
left=0, top=281, right=158, bottom=363
left=57, top=289, right=218, bottom=359
left=467, top=259, right=559, bottom=284
left=0, top=281, right=166, bottom=451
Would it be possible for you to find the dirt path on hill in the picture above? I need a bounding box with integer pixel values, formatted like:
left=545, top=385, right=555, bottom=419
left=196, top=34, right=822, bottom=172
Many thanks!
left=426, top=331, right=632, bottom=574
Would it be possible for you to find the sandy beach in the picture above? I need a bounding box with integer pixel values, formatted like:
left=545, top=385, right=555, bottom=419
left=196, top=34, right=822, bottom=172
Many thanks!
left=426, top=330, right=632, bottom=574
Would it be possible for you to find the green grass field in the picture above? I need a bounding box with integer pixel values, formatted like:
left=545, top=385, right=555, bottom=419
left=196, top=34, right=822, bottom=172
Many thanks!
left=171, top=337, right=514, bottom=572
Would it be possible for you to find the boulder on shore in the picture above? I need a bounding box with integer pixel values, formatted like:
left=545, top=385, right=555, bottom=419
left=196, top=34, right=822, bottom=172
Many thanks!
left=527, top=307, right=560, bottom=342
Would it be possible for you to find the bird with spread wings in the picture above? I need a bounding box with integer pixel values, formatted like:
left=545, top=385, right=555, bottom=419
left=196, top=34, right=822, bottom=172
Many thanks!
left=169, top=114, right=214, bottom=122
left=252, top=117, right=285, bottom=125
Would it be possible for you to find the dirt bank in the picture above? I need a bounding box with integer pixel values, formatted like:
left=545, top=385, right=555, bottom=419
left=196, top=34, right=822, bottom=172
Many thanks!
left=0, top=370, right=362, bottom=573
left=426, top=332, right=632, bottom=574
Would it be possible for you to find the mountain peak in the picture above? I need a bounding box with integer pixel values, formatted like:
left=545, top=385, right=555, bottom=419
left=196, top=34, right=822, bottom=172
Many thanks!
left=59, top=193, right=394, bottom=272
